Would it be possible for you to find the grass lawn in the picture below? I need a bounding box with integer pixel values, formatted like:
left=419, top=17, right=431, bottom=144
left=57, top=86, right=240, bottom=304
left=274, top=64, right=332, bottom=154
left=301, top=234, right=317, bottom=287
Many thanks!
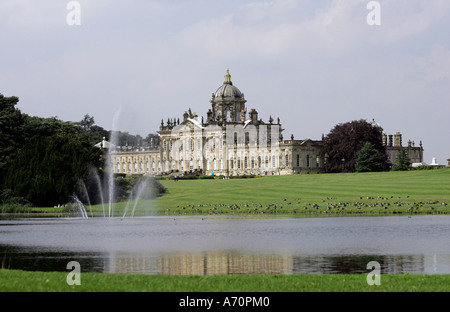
left=1, top=269, right=449, bottom=292
left=18, top=168, right=450, bottom=217
left=128, top=168, right=450, bottom=217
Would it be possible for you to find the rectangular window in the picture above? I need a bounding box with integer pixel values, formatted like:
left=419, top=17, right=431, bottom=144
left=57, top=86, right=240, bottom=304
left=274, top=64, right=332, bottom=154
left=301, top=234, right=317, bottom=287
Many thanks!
left=285, top=154, right=289, bottom=167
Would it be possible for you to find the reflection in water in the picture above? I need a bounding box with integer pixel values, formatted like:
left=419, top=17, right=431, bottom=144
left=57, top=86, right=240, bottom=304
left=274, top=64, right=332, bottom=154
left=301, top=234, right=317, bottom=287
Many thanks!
left=2, top=245, right=449, bottom=275
left=106, top=251, right=294, bottom=275
left=1, top=216, right=449, bottom=275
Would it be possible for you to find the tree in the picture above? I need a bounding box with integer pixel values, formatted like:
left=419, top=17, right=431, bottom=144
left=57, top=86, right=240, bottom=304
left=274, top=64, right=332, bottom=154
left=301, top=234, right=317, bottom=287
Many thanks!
left=75, top=114, right=109, bottom=144
left=355, top=142, right=386, bottom=172
left=0, top=94, right=25, bottom=184
left=4, top=127, right=102, bottom=207
left=392, top=149, right=411, bottom=171
left=79, top=114, right=95, bottom=132
left=323, top=119, right=388, bottom=173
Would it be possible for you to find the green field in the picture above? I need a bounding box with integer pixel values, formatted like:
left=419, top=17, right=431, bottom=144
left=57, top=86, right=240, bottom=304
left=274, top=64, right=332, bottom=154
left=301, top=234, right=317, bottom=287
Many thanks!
left=1, top=269, right=449, bottom=292
left=123, top=169, right=450, bottom=217
left=16, top=168, right=449, bottom=217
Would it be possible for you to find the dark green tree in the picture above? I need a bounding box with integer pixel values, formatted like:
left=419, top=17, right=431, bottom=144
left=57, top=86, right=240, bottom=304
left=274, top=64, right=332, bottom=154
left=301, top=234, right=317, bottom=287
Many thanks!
left=4, top=130, right=102, bottom=207
left=355, top=142, right=386, bottom=172
left=0, top=94, right=25, bottom=184
left=79, top=114, right=95, bottom=132
left=392, top=149, right=411, bottom=171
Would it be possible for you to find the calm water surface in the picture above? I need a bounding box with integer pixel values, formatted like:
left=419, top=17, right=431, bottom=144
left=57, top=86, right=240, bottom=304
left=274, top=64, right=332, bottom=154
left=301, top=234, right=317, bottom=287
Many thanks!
left=1, top=215, right=449, bottom=275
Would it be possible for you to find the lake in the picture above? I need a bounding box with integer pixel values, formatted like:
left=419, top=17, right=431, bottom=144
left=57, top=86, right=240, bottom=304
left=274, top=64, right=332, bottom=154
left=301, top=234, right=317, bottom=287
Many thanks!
left=1, top=215, right=449, bottom=275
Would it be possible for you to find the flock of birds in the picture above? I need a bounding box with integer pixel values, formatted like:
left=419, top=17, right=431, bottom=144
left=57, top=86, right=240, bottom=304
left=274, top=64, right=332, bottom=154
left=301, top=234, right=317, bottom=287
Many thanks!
left=170, top=196, right=448, bottom=215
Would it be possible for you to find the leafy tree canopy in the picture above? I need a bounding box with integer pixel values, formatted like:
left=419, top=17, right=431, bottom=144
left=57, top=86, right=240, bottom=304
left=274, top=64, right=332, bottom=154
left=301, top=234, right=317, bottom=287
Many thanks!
left=0, top=94, right=24, bottom=183
left=323, top=119, right=389, bottom=173
left=4, top=131, right=102, bottom=207
left=355, top=142, right=386, bottom=173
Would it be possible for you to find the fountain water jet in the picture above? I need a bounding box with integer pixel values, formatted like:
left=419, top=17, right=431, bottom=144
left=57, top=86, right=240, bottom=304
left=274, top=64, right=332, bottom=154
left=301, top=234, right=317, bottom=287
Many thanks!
left=121, top=177, right=151, bottom=218
left=71, top=195, right=89, bottom=219
left=105, top=109, right=121, bottom=217
left=72, top=108, right=157, bottom=218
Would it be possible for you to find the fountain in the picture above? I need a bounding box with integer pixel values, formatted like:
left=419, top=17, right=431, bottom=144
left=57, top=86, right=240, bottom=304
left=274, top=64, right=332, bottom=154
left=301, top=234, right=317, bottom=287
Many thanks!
left=71, top=195, right=89, bottom=219
left=70, top=108, right=155, bottom=218
left=72, top=166, right=155, bottom=219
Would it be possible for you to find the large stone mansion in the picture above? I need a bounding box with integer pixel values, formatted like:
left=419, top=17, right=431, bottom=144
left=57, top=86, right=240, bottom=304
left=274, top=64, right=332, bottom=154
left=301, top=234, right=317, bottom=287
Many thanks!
left=104, top=70, right=423, bottom=176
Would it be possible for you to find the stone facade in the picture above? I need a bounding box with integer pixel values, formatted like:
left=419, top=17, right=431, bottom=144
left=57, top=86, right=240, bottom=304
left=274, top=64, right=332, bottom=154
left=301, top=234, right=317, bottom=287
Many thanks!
left=382, top=131, right=424, bottom=165
left=107, top=70, right=423, bottom=176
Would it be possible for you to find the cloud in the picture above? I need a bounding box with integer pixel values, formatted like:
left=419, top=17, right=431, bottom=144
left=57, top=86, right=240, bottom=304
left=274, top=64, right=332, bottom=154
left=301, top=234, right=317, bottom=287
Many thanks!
left=416, top=44, right=450, bottom=84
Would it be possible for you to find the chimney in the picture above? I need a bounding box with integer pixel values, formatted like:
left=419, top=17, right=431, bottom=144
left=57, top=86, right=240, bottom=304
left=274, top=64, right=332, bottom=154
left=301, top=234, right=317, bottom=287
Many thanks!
left=394, top=132, right=402, bottom=147
left=249, top=108, right=258, bottom=123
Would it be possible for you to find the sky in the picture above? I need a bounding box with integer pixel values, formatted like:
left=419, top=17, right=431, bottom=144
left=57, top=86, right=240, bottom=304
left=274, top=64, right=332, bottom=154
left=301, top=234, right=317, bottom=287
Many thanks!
left=1, top=0, right=449, bottom=164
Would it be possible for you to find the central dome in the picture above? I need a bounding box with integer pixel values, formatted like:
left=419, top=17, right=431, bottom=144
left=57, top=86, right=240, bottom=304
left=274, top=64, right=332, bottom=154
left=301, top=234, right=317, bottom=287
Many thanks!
left=213, top=69, right=244, bottom=100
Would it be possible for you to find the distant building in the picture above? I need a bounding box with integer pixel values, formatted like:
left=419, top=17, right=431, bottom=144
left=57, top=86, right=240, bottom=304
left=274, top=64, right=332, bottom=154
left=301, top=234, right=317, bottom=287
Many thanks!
left=382, top=131, right=423, bottom=166
left=103, top=70, right=423, bottom=176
